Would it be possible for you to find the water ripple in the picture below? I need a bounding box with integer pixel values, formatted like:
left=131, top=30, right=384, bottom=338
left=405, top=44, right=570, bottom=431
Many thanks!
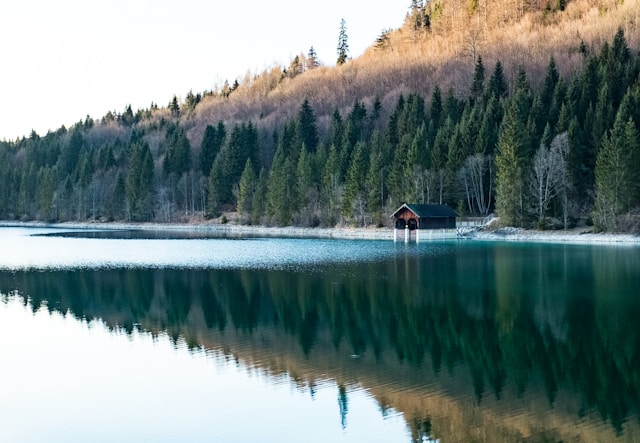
left=0, top=227, right=406, bottom=271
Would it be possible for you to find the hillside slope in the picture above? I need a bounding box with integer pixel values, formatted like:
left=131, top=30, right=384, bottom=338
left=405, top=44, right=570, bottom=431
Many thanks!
left=184, top=0, right=639, bottom=144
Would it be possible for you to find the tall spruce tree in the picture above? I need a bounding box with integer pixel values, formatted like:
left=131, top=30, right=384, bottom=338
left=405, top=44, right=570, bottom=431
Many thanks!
left=164, top=127, right=191, bottom=177
left=251, top=168, right=267, bottom=225
left=487, top=60, right=508, bottom=100
left=337, top=19, right=349, bottom=65
left=236, top=159, right=256, bottom=220
left=200, top=122, right=225, bottom=176
left=169, top=95, right=180, bottom=118
left=495, top=103, right=527, bottom=227
left=207, top=157, right=225, bottom=216
left=266, top=143, right=294, bottom=225
left=322, top=144, right=341, bottom=225
left=307, top=46, right=320, bottom=69
left=108, top=172, right=126, bottom=220
left=541, top=56, right=559, bottom=111
left=593, top=116, right=640, bottom=230
left=342, top=140, right=367, bottom=221
left=470, top=55, right=485, bottom=105
left=297, top=100, right=319, bottom=152
left=126, top=142, right=153, bottom=221
left=296, top=146, right=314, bottom=212
left=366, top=132, right=386, bottom=223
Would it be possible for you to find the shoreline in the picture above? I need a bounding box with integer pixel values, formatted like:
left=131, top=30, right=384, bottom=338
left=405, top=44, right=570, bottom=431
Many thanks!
left=1, top=220, right=639, bottom=244
left=468, top=227, right=640, bottom=244
left=0, top=220, right=395, bottom=240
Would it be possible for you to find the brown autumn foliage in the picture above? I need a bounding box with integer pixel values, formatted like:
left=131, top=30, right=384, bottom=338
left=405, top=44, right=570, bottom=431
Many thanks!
left=138, top=0, right=638, bottom=152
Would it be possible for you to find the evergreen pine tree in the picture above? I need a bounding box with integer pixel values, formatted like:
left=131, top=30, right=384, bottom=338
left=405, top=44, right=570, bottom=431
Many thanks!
left=0, top=152, right=12, bottom=218
left=59, top=129, right=83, bottom=180
left=406, top=123, right=428, bottom=171
left=126, top=142, right=154, bottom=221
left=329, top=109, right=344, bottom=150
left=430, top=86, right=443, bottom=128
left=443, top=88, right=463, bottom=123
left=219, top=122, right=258, bottom=201
left=607, top=28, right=632, bottom=108
left=566, top=116, right=593, bottom=205
left=387, top=134, right=412, bottom=205
left=108, top=172, right=126, bottom=220
left=337, top=19, right=349, bottom=65
left=307, top=46, right=320, bottom=69
left=591, top=82, right=614, bottom=156
left=342, top=141, right=367, bottom=221
left=139, top=144, right=154, bottom=218
left=541, top=56, right=559, bottom=111
left=164, top=127, right=191, bottom=177
left=346, top=100, right=368, bottom=145
left=430, top=117, right=453, bottom=204
left=36, top=166, right=56, bottom=220
left=540, top=123, right=553, bottom=149
left=297, top=100, right=319, bottom=152
left=445, top=123, right=465, bottom=205
left=251, top=168, right=267, bottom=225
left=513, top=65, right=533, bottom=122
left=322, top=144, right=341, bottom=225
left=200, top=124, right=219, bottom=176
left=296, top=146, right=314, bottom=212
left=593, top=116, right=639, bottom=230
left=366, top=132, right=386, bottom=222
left=236, top=159, right=256, bottom=220
left=266, top=143, right=294, bottom=225
left=470, top=55, right=485, bottom=104
left=169, top=95, right=180, bottom=118
left=495, top=103, right=527, bottom=227
left=17, top=164, right=37, bottom=217
left=487, top=60, right=508, bottom=100
left=547, top=78, right=567, bottom=133
left=207, top=157, right=225, bottom=217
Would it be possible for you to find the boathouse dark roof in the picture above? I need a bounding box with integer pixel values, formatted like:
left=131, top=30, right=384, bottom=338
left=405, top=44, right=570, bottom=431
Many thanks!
left=390, top=204, right=459, bottom=219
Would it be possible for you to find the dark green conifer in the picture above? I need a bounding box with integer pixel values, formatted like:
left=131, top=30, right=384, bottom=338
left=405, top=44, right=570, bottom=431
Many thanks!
left=495, top=103, right=527, bottom=227
left=337, top=19, right=349, bottom=65
left=487, top=61, right=508, bottom=100
left=297, top=100, right=319, bottom=152
left=470, top=55, right=485, bottom=104
left=237, top=159, right=256, bottom=219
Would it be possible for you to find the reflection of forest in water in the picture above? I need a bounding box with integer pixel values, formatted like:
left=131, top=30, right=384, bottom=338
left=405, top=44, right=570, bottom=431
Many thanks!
left=2, top=242, right=639, bottom=442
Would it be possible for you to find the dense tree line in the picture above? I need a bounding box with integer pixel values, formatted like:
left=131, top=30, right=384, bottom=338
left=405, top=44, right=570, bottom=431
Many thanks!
left=0, top=30, right=638, bottom=230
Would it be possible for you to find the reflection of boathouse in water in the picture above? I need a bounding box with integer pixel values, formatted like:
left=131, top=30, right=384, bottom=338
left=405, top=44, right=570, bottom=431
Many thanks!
left=391, top=203, right=458, bottom=242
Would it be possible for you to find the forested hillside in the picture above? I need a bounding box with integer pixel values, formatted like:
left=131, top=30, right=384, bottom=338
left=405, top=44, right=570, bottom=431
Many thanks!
left=1, top=0, right=639, bottom=230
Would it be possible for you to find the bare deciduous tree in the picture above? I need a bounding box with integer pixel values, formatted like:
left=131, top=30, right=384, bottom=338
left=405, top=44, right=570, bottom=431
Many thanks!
left=530, top=132, right=569, bottom=225
left=460, top=153, right=493, bottom=215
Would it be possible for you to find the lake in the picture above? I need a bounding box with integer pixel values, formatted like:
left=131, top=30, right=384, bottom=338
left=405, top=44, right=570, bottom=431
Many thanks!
left=0, top=227, right=639, bottom=442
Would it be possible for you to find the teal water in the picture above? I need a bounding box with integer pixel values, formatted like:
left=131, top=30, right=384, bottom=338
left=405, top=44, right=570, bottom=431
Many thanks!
left=1, top=227, right=639, bottom=442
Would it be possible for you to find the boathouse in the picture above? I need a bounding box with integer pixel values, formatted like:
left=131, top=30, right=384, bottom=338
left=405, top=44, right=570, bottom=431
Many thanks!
left=391, top=203, right=459, bottom=242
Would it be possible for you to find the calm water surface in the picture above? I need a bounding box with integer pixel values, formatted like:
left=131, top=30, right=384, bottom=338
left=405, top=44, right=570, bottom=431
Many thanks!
left=1, top=227, right=639, bottom=442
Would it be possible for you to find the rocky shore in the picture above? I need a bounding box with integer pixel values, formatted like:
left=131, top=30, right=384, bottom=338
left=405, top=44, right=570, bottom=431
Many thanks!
left=0, top=220, right=395, bottom=240
left=2, top=221, right=639, bottom=244
left=467, top=226, right=640, bottom=244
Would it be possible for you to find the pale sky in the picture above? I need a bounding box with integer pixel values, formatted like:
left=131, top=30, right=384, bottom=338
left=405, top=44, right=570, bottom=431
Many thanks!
left=0, top=0, right=409, bottom=141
